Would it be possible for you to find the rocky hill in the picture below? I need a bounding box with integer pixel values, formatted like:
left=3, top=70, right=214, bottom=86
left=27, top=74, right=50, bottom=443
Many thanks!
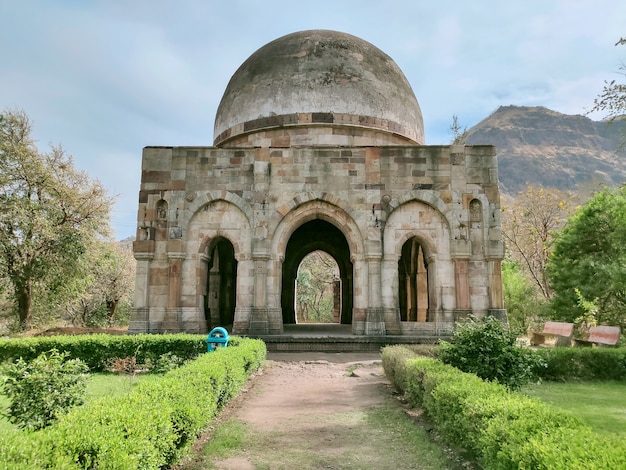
left=465, top=105, right=626, bottom=195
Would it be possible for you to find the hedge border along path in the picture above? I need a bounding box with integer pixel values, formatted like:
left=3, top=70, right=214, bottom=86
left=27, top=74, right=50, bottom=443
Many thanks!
left=0, top=337, right=266, bottom=469
left=0, top=333, right=210, bottom=372
left=382, top=345, right=626, bottom=470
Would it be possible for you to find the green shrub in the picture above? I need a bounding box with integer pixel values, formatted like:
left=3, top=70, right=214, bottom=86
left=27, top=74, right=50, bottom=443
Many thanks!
left=535, top=347, right=626, bottom=381
left=144, top=351, right=188, bottom=373
left=0, top=431, right=77, bottom=469
left=478, top=396, right=586, bottom=468
left=0, top=333, right=207, bottom=371
left=437, top=315, right=545, bottom=389
left=0, top=337, right=266, bottom=469
left=512, top=426, right=626, bottom=469
left=404, top=356, right=457, bottom=408
left=381, top=345, right=418, bottom=391
left=1, top=349, right=89, bottom=430
left=381, top=350, right=626, bottom=469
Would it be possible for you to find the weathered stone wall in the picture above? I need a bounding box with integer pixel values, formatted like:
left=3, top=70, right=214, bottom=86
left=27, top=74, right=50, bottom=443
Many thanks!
left=130, top=143, right=504, bottom=335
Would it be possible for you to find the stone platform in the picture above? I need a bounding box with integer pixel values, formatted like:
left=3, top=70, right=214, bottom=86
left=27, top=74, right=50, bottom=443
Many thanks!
left=249, top=324, right=444, bottom=352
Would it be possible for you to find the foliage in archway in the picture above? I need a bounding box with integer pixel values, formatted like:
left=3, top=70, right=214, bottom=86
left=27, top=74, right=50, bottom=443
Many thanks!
left=295, top=251, right=338, bottom=323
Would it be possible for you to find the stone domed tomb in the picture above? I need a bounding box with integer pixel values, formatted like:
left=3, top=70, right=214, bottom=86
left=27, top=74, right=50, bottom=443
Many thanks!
left=130, top=30, right=506, bottom=338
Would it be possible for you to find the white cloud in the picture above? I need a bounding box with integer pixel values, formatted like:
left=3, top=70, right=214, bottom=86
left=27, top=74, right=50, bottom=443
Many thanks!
left=1, top=0, right=625, bottom=238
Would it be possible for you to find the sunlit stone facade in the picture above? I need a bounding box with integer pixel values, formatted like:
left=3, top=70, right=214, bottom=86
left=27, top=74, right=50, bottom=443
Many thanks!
left=130, top=30, right=506, bottom=336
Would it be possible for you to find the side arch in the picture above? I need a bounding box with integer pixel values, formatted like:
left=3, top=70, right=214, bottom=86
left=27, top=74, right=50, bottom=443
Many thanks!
left=382, top=199, right=455, bottom=323
left=182, top=199, right=254, bottom=330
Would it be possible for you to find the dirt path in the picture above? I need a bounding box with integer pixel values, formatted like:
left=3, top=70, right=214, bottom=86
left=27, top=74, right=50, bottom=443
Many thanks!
left=178, top=352, right=464, bottom=470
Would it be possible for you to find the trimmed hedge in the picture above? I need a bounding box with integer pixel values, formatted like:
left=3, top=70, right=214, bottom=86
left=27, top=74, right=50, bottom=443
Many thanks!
left=535, top=346, right=626, bottom=381
left=382, top=345, right=626, bottom=469
left=0, top=333, right=209, bottom=371
left=0, top=337, right=266, bottom=469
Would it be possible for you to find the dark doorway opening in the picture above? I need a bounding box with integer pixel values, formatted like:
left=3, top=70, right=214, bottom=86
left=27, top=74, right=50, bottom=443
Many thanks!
left=282, top=219, right=353, bottom=325
left=204, top=237, right=237, bottom=329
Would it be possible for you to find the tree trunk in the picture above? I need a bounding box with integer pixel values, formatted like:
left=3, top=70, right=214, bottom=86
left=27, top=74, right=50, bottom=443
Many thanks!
left=16, top=281, right=32, bottom=330
left=107, top=299, right=118, bottom=326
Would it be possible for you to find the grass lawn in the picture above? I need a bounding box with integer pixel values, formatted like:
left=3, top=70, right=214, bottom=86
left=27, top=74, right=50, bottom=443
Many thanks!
left=523, top=381, right=626, bottom=436
left=0, top=372, right=159, bottom=433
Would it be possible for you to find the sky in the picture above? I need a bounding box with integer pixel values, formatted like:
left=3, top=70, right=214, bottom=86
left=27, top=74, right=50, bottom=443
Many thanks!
left=1, top=1, right=625, bottom=240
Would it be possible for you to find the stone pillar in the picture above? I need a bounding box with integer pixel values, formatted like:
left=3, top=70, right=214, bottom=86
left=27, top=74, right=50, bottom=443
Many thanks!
left=488, top=259, right=503, bottom=309
left=332, top=278, right=341, bottom=323
left=197, top=253, right=209, bottom=327
left=163, top=253, right=185, bottom=331
left=246, top=255, right=277, bottom=335
left=365, top=257, right=385, bottom=335
left=454, top=258, right=471, bottom=320
left=417, top=247, right=428, bottom=322
left=382, top=258, right=401, bottom=334
left=254, top=257, right=268, bottom=308
left=133, top=253, right=153, bottom=309
left=426, top=254, right=438, bottom=322
left=351, top=257, right=367, bottom=335
left=128, top=252, right=153, bottom=334
left=398, top=271, right=407, bottom=320
left=232, top=258, right=254, bottom=335
left=167, top=256, right=183, bottom=308
left=407, top=273, right=416, bottom=321
left=487, top=259, right=507, bottom=322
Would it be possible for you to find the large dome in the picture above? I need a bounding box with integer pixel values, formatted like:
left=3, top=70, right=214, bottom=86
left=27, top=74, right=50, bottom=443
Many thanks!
left=213, top=30, right=424, bottom=146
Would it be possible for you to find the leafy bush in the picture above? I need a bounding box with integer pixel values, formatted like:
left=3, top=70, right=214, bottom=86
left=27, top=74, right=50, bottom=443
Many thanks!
left=437, top=315, right=545, bottom=389
left=1, top=349, right=89, bottom=430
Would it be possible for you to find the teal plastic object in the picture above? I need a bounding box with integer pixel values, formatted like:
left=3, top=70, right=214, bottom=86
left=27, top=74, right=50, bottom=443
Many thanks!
left=206, top=327, right=230, bottom=352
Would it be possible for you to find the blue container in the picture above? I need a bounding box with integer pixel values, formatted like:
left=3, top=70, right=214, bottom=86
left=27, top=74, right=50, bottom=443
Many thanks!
left=206, top=327, right=230, bottom=352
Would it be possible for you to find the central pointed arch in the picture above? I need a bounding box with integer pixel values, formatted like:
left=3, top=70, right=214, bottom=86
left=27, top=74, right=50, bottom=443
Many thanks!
left=282, top=220, right=352, bottom=324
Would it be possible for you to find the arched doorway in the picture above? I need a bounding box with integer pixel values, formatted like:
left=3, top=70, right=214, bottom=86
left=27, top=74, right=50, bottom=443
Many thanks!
left=204, top=237, right=237, bottom=328
left=398, top=238, right=430, bottom=322
left=281, top=220, right=353, bottom=325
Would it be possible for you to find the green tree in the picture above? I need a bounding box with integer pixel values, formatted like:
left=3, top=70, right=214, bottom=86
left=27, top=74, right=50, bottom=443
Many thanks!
left=63, top=240, right=135, bottom=327
left=501, top=260, right=547, bottom=336
left=0, top=109, right=114, bottom=329
left=547, top=185, right=626, bottom=328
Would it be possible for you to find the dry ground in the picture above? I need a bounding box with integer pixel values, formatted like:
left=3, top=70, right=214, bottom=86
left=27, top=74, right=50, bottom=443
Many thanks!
left=177, top=352, right=470, bottom=470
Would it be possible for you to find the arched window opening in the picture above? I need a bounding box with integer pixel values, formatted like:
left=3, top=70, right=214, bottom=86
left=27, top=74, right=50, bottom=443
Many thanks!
left=398, top=238, right=430, bottom=322
left=205, top=237, right=237, bottom=329
left=295, top=250, right=340, bottom=324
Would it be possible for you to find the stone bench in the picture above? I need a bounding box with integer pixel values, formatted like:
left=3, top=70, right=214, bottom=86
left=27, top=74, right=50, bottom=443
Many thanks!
left=574, top=325, right=621, bottom=347
left=530, top=321, right=574, bottom=346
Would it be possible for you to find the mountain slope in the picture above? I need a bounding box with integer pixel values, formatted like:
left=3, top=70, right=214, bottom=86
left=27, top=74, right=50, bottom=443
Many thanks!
left=465, top=105, right=626, bottom=194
